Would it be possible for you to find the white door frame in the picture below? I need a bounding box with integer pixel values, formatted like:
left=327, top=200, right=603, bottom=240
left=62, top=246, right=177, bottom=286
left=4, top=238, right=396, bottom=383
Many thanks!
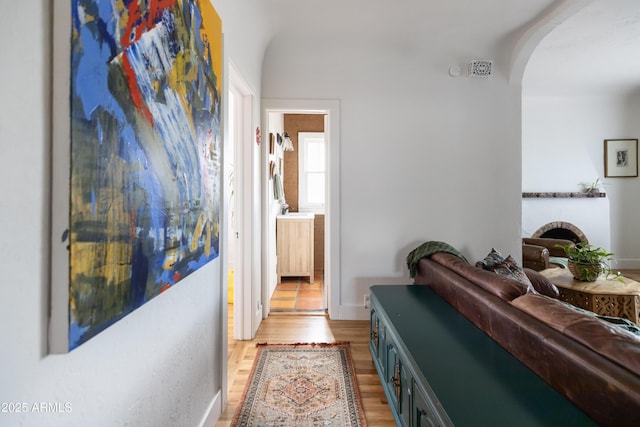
left=228, top=63, right=259, bottom=340
left=261, top=99, right=341, bottom=319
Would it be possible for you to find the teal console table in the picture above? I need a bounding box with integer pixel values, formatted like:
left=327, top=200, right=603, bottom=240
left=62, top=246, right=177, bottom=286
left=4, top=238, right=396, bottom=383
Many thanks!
left=369, top=285, right=596, bottom=426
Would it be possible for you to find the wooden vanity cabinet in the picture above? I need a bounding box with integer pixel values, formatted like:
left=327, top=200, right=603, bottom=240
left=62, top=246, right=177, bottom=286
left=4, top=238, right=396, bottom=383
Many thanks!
left=276, top=214, right=314, bottom=282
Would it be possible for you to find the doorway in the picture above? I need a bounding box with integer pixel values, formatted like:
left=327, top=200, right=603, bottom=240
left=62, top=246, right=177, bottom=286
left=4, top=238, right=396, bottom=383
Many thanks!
left=227, top=64, right=260, bottom=340
left=271, top=124, right=325, bottom=314
left=261, top=99, right=341, bottom=320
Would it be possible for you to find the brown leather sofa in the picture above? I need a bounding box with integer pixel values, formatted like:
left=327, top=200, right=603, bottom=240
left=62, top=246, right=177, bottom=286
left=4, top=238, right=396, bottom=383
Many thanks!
left=414, top=252, right=640, bottom=426
left=522, top=237, right=574, bottom=271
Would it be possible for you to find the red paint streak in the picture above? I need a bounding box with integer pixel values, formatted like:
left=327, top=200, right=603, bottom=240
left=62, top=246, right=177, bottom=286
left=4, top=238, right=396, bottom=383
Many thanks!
left=119, top=0, right=178, bottom=126
left=173, top=272, right=181, bottom=282
left=160, top=284, right=172, bottom=293
left=121, top=53, right=154, bottom=126
left=121, top=0, right=178, bottom=48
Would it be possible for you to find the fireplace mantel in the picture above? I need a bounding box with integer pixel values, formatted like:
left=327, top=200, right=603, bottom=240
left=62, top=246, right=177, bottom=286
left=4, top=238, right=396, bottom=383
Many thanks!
left=522, top=192, right=611, bottom=252
left=522, top=192, right=605, bottom=199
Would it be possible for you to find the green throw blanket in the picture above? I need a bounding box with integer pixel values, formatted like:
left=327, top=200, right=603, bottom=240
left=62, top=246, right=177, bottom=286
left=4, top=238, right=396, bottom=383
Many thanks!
left=406, top=241, right=468, bottom=278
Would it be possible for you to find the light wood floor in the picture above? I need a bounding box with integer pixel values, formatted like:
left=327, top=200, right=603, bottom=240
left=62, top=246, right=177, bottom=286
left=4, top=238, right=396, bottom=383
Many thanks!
left=216, top=308, right=395, bottom=426
left=217, top=270, right=640, bottom=426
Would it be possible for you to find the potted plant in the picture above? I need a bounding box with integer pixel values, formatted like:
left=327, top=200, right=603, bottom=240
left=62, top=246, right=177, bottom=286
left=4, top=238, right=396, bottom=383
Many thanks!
left=581, top=178, right=602, bottom=194
left=556, top=242, right=616, bottom=282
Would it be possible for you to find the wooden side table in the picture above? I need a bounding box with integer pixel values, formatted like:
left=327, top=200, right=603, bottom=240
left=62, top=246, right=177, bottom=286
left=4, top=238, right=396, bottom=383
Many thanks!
left=540, top=268, right=640, bottom=326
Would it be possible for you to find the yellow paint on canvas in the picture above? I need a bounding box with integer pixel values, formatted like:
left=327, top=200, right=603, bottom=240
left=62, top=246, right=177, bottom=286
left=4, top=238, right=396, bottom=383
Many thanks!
left=197, top=0, right=223, bottom=88
left=191, top=212, right=205, bottom=253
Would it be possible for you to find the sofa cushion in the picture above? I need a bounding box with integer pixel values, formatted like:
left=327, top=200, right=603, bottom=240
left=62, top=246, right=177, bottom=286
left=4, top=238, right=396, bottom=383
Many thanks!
left=594, top=315, right=640, bottom=336
left=564, top=317, right=640, bottom=377
left=513, top=293, right=640, bottom=376
left=512, top=293, right=586, bottom=333
left=524, top=268, right=560, bottom=298
left=432, top=252, right=530, bottom=301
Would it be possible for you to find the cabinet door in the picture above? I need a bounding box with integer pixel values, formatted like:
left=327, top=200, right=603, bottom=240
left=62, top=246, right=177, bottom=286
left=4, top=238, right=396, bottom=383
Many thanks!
left=399, top=362, right=412, bottom=427
left=369, top=308, right=386, bottom=366
left=369, top=309, right=380, bottom=358
left=386, top=343, right=411, bottom=427
left=385, top=342, right=401, bottom=412
left=413, top=384, right=444, bottom=427
left=378, top=317, right=386, bottom=370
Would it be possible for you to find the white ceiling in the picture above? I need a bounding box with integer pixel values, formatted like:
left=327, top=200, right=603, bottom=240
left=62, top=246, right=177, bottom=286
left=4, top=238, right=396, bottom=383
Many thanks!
left=265, top=0, right=556, bottom=53
left=524, top=0, right=640, bottom=93
left=264, top=0, right=640, bottom=93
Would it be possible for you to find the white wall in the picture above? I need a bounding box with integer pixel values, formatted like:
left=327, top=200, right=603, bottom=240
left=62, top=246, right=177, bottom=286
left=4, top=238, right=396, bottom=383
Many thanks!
left=606, top=90, right=640, bottom=268
left=262, top=32, right=524, bottom=319
left=522, top=91, right=640, bottom=268
left=0, top=1, right=270, bottom=426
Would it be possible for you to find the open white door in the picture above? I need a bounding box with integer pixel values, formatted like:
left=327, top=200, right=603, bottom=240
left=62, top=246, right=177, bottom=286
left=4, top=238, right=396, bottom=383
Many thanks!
left=229, top=64, right=261, bottom=340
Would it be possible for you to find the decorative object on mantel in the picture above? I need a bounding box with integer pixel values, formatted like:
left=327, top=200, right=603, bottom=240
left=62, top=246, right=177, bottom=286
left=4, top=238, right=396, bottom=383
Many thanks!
left=522, top=192, right=605, bottom=199
left=556, top=242, right=619, bottom=282
left=581, top=177, right=603, bottom=194
left=256, top=127, right=261, bottom=145
left=604, top=138, right=638, bottom=178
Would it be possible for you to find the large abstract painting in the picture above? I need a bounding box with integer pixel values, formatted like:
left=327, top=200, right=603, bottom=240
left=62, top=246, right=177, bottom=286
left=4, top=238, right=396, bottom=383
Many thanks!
left=66, top=0, right=222, bottom=350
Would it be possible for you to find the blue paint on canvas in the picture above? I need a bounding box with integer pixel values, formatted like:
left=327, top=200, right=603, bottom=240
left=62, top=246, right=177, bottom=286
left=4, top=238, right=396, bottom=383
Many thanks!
left=69, top=0, right=222, bottom=350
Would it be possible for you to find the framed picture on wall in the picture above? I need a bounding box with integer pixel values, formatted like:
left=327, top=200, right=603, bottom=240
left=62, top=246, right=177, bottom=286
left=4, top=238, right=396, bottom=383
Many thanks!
left=604, top=139, right=638, bottom=177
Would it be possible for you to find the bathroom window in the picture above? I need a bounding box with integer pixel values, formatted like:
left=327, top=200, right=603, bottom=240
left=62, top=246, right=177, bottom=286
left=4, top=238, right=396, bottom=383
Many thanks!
left=298, top=132, right=325, bottom=213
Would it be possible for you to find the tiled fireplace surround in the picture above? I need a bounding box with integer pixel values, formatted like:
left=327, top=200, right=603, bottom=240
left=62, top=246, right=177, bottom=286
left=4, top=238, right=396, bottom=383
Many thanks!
left=522, top=192, right=611, bottom=254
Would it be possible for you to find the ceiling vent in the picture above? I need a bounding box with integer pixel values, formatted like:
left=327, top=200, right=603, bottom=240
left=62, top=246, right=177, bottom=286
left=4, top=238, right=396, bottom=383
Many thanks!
left=469, top=60, right=493, bottom=78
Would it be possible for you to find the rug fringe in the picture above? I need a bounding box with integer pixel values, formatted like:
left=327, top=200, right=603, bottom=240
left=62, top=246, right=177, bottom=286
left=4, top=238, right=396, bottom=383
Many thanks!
left=256, top=341, right=351, bottom=347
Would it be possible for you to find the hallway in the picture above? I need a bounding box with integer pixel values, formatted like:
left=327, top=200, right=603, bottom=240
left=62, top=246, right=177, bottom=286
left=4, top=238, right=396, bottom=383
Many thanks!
left=219, top=306, right=394, bottom=426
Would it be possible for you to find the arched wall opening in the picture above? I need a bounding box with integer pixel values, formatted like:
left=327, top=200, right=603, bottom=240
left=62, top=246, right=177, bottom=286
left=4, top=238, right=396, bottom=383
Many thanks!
left=513, top=0, right=619, bottom=255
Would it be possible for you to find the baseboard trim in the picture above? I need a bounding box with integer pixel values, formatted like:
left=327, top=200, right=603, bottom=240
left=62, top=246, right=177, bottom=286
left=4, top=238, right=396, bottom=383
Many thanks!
left=198, top=390, right=222, bottom=427
left=337, top=304, right=370, bottom=321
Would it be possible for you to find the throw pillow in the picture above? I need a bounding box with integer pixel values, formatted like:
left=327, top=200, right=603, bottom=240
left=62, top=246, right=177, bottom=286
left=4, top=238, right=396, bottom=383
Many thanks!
left=492, top=255, right=534, bottom=291
left=524, top=268, right=560, bottom=298
left=476, top=248, right=504, bottom=270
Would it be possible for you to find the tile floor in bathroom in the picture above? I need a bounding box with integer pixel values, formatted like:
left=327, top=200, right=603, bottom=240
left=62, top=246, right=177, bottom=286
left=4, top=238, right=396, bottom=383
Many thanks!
left=269, top=270, right=325, bottom=313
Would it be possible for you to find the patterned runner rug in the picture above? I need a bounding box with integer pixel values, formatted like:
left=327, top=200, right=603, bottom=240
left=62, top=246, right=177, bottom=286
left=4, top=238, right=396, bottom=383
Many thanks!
left=232, top=342, right=367, bottom=426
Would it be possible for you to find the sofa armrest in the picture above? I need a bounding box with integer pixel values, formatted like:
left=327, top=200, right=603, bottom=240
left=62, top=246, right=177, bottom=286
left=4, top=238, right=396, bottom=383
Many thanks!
left=522, top=243, right=549, bottom=271
left=523, top=237, right=575, bottom=258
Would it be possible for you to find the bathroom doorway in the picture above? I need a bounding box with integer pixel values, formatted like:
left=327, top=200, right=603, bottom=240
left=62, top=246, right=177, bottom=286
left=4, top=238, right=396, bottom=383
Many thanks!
left=261, top=99, right=341, bottom=320
left=270, top=123, right=325, bottom=314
